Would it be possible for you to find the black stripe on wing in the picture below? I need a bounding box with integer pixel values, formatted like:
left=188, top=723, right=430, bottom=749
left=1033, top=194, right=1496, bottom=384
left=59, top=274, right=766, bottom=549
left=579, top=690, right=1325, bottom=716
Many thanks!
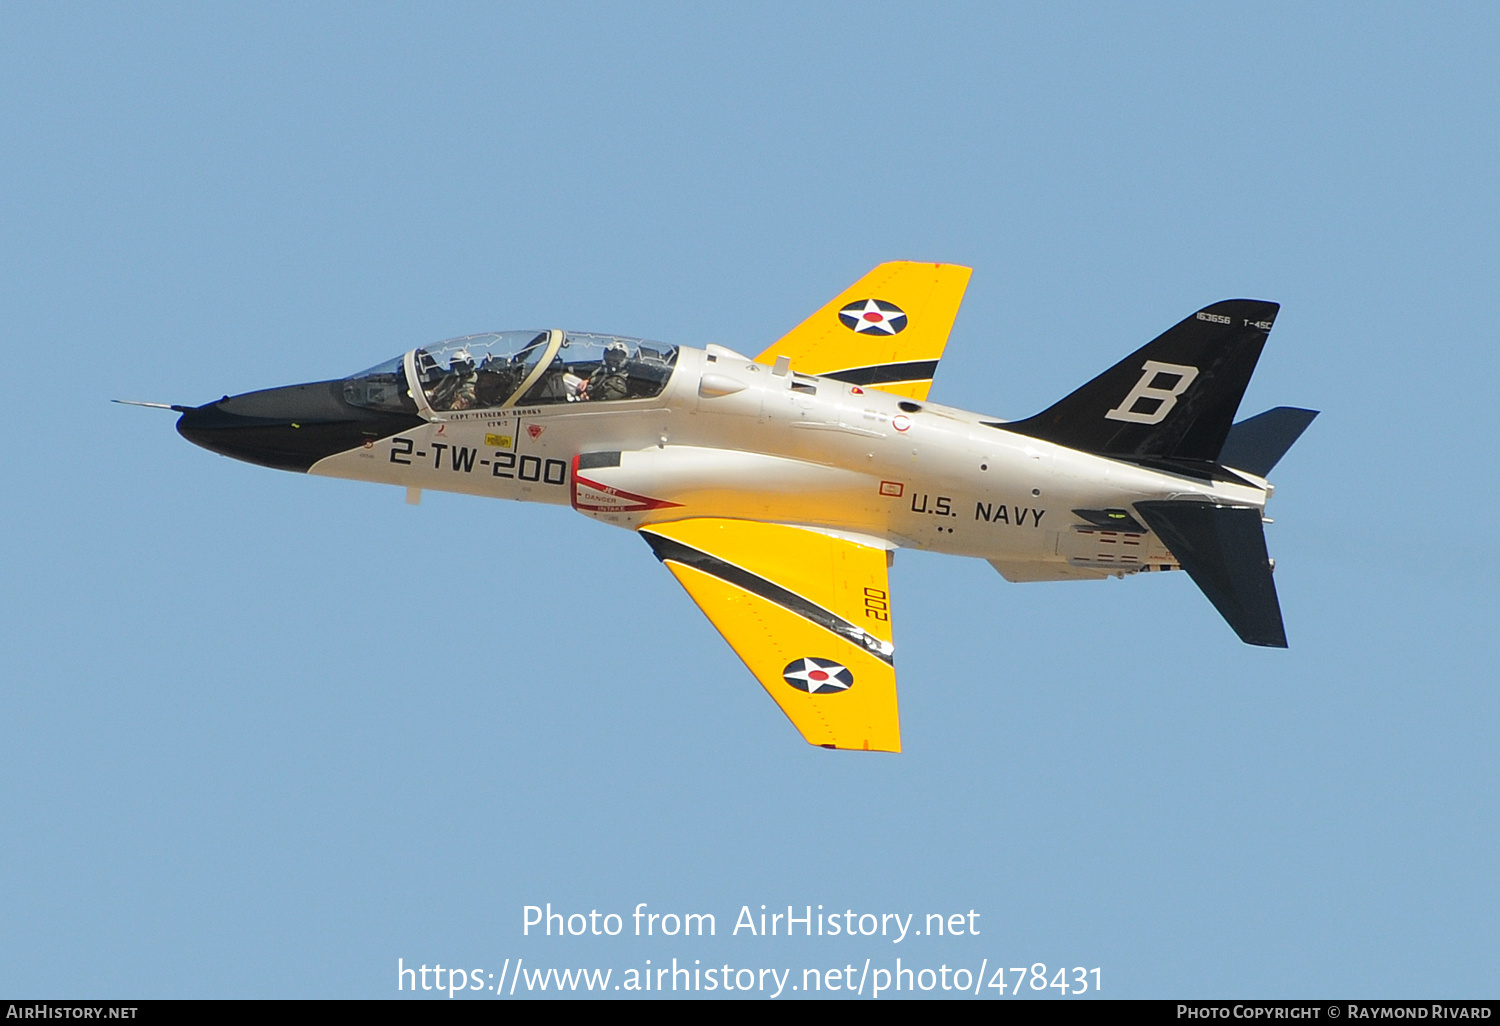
left=823, top=360, right=939, bottom=387
left=640, top=530, right=895, bottom=665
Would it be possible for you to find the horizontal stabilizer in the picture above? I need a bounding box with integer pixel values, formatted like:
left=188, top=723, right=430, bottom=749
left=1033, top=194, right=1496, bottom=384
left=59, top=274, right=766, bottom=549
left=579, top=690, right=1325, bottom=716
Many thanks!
left=1000, top=300, right=1278, bottom=463
left=1218, top=407, right=1318, bottom=477
left=1133, top=500, right=1287, bottom=648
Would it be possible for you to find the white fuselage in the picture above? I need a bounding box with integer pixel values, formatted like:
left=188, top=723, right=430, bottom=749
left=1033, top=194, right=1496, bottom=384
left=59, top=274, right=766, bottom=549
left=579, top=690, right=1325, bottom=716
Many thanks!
left=310, top=344, right=1269, bottom=575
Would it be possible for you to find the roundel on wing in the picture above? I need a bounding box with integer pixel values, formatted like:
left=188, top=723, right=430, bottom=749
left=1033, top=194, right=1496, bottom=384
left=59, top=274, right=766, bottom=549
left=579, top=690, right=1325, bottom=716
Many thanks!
left=838, top=299, right=907, bottom=335
left=782, top=657, right=854, bottom=694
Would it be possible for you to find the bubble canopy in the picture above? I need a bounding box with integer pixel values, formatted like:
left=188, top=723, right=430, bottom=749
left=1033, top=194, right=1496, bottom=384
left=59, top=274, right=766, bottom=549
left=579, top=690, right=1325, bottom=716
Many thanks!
left=343, top=330, right=679, bottom=414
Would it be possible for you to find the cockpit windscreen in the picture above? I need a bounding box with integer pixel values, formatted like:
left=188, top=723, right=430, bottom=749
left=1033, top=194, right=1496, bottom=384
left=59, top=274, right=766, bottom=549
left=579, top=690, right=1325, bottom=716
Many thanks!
left=345, top=331, right=679, bottom=414
left=517, top=332, right=678, bottom=407
left=342, top=355, right=418, bottom=414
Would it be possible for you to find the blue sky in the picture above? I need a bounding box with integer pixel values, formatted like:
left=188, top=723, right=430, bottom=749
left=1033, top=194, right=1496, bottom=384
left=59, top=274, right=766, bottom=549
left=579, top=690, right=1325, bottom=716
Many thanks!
left=1, top=3, right=1496, bottom=998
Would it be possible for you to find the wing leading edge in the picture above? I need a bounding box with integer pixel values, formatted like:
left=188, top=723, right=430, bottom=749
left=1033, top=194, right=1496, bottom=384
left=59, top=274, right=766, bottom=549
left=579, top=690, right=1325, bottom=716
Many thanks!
left=639, top=519, right=901, bottom=752
left=755, top=261, right=971, bottom=401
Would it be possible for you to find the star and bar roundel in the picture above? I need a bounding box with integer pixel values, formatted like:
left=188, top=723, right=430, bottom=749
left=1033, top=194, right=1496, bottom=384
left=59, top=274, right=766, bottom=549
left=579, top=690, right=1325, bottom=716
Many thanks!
left=783, top=657, right=855, bottom=694
left=838, top=299, right=907, bottom=335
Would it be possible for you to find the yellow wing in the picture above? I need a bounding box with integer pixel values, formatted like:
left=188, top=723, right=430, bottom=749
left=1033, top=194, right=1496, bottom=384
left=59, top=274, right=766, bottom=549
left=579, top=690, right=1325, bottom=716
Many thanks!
left=639, top=518, right=900, bottom=752
left=754, top=261, right=972, bottom=401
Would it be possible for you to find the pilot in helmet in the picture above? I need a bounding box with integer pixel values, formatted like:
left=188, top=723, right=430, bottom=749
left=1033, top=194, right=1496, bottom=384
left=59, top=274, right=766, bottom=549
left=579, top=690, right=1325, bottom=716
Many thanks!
left=586, top=341, right=631, bottom=401
left=434, top=348, right=478, bottom=410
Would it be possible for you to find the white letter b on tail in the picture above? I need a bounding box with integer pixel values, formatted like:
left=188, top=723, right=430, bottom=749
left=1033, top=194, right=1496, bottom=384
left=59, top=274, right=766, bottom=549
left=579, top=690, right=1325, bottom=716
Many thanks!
left=1105, top=360, right=1200, bottom=424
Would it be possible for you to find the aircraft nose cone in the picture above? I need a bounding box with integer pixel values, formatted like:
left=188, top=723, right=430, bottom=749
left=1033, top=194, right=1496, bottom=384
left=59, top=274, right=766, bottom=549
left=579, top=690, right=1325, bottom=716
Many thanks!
left=176, top=380, right=423, bottom=471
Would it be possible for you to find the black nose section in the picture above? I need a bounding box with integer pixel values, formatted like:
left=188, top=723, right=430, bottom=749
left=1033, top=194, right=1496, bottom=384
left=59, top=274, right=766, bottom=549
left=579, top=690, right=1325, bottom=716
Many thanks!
left=177, top=380, right=424, bottom=472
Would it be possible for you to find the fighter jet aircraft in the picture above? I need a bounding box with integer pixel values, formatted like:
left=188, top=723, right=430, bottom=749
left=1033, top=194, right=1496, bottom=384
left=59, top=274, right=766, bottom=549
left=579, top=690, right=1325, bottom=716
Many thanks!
left=131, top=263, right=1316, bottom=752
